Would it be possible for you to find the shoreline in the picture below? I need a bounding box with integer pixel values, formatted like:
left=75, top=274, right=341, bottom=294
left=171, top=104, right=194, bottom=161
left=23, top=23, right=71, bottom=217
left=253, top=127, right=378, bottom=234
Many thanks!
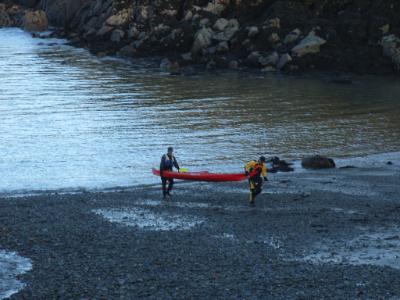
left=1, top=161, right=399, bottom=298
left=1, top=151, right=398, bottom=198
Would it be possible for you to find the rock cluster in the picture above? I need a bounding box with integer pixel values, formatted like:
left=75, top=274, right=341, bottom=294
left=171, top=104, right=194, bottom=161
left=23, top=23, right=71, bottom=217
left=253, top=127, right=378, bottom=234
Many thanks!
left=0, top=2, right=47, bottom=31
left=2, top=0, right=400, bottom=74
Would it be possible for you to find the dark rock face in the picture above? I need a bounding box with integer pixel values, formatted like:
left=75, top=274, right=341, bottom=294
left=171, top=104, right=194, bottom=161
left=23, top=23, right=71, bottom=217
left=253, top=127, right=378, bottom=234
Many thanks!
left=16, top=0, right=39, bottom=8
left=301, top=155, right=336, bottom=169
left=40, top=0, right=92, bottom=27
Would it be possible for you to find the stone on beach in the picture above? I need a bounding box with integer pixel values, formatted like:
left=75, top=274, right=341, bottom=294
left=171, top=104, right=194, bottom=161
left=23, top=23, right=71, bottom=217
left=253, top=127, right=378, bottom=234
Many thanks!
left=301, top=155, right=336, bottom=169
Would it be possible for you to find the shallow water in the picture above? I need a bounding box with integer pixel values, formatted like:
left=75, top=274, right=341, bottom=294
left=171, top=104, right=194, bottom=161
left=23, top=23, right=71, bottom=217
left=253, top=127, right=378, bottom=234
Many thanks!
left=1, top=28, right=400, bottom=194
left=93, top=207, right=204, bottom=231
left=0, top=250, right=32, bottom=299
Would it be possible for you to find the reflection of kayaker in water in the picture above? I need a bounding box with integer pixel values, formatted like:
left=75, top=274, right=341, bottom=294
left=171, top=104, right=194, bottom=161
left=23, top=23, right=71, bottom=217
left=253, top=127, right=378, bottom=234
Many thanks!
left=160, top=147, right=180, bottom=199
left=245, top=156, right=268, bottom=206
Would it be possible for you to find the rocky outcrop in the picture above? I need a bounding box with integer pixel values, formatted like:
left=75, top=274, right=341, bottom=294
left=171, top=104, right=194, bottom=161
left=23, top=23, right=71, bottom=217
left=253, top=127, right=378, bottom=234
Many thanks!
left=301, top=156, right=336, bottom=170
left=2, top=0, right=400, bottom=75
left=0, top=3, right=24, bottom=27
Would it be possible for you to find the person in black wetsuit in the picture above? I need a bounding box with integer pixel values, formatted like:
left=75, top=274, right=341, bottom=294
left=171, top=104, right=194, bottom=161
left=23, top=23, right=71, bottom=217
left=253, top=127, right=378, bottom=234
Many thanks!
left=160, top=147, right=180, bottom=198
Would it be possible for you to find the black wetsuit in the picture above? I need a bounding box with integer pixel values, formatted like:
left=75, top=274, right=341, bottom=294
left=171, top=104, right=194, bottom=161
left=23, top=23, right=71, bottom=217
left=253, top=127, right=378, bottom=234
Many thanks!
left=160, top=154, right=180, bottom=197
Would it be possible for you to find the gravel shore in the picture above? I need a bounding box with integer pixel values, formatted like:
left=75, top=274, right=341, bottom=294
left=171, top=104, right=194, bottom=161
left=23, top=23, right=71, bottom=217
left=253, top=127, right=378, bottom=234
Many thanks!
left=1, top=163, right=400, bottom=299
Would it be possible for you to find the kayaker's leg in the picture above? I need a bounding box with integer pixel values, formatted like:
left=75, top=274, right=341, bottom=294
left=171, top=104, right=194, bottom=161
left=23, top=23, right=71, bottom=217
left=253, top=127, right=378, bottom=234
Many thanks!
left=167, top=178, right=174, bottom=196
left=250, top=177, right=263, bottom=205
left=161, top=177, right=168, bottom=198
left=248, top=179, right=255, bottom=205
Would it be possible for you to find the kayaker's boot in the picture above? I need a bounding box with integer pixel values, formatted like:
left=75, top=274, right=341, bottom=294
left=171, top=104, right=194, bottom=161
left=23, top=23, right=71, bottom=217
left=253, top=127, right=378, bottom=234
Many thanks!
left=249, top=192, right=255, bottom=206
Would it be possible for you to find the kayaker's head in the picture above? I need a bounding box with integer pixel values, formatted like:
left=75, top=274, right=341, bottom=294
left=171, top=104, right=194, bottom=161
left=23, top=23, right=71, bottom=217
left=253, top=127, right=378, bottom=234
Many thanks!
left=258, top=156, right=266, bottom=164
left=167, top=146, right=174, bottom=157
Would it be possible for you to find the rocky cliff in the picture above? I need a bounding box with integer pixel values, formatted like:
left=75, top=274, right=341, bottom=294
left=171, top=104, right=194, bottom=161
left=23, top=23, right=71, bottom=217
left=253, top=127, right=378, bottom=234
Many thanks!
left=1, top=0, right=400, bottom=75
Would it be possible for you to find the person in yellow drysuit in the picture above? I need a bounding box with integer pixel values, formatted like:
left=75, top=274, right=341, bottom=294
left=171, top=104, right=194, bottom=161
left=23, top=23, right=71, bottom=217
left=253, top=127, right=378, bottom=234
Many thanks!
left=245, top=156, right=268, bottom=206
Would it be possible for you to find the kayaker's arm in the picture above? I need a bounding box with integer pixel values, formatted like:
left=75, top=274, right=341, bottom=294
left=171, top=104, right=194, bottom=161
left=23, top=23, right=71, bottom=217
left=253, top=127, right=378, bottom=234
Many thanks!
left=173, top=156, right=180, bottom=171
left=262, top=163, right=268, bottom=177
left=160, top=155, right=166, bottom=176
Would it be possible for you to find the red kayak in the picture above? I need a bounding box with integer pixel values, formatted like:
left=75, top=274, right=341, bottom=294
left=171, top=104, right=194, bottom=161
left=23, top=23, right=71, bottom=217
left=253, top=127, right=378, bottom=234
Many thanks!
left=152, top=168, right=247, bottom=182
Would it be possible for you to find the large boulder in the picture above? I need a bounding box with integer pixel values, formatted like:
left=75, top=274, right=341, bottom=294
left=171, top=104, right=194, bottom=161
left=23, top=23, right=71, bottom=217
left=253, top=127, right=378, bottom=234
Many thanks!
left=203, top=1, right=227, bottom=15
left=212, top=19, right=239, bottom=42
left=106, top=8, right=132, bottom=27
left=192, top=27, right=213, bottom=53
left=382, top=34, right=400, bottom=70
left=291, top=31, right=326, bottom=57
left=301, top=155, right=336, bottom=169
left=284, top=29, right=301, bottom=44
left=23, top=10, right=48, bottom=31
left=277, top=53, right=292, bottom=69
left=213, top=18, right=228, bottom=32
left=110, top=29, right=125, bottom=43
left=259, top=52, right=279, bottom=67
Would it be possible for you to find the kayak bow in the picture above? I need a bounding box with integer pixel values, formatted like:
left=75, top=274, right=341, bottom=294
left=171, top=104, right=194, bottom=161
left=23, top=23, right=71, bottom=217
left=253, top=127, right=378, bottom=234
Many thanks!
left=152, top=168, right=247, bottom=182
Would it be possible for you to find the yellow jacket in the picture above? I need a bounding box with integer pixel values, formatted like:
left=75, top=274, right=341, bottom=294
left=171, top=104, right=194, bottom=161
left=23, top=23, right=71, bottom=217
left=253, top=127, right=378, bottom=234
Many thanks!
left=245, top=160, right=267, bottom=177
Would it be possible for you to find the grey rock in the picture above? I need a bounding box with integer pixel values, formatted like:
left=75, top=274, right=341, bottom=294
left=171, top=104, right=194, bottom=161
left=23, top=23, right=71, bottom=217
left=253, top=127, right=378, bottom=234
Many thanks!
left=259, top=52, right=279, bottom=67
left=181, top=52, right=192, bottom=61
left=248, top=26, right=259, bottom=38
left=110, top=29, right=125, bottom=43
left=212, top=19, right=239, bottom=42
left=277, top=53, right=292, bottom=69
left=183, top=10, right=192, bottom=21
left=247, top=51, right=261, bottom=66
left=199, top=18, right=210, bottom=27
left=216, top=41, right=229, bottom=53
left=382, top=34, right=400, bottom=70
left=284, top=29, right=301, bottom=44
left=292, top=31, right=326, bottom=57
left=127, top=26, right=140, bottom=39
left=203, top=1, right=227, bottom=15
left=192, top=27, right=213, bottom=53
left=268, top=33, right=280, bottom=44
left=213, top=18, right=228, bottom=32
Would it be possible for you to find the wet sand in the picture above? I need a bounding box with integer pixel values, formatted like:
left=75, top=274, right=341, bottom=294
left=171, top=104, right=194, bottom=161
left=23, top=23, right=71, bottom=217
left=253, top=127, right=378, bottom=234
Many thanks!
left=1, top=163, right=400, bottom=299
